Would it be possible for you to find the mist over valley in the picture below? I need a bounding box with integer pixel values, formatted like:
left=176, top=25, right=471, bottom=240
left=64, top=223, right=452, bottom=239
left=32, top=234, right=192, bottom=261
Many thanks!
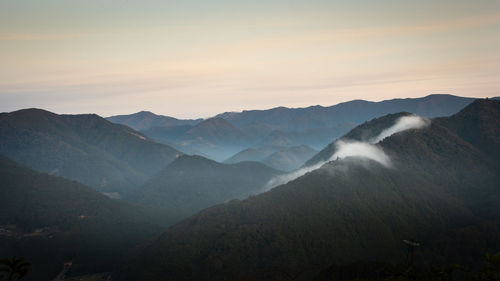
left=1, top=1, right=499, bottom=279
left=1, top=96, right=499, bottom=280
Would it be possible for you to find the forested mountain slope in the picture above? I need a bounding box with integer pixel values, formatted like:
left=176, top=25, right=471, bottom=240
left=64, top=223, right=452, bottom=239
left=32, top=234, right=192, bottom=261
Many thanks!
left=0, top=108, right=181, bottom=193
left=115, top=99, right=500, bottom=281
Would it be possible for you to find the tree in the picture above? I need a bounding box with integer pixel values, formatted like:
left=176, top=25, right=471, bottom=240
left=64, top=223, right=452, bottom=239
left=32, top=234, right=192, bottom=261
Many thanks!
left=478, top=252, right=500, bottom=281
left=0, top=257, right=30, bottom=281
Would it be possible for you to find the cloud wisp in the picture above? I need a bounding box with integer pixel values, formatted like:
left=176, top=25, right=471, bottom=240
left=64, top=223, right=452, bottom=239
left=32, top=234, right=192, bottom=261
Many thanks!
left=370, top=115, right=430, bottom=144
left=263, top=115, right=430, bottom=190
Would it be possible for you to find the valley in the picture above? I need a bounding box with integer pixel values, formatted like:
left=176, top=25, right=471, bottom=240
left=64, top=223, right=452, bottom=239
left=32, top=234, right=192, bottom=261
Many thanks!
left=1, top=96, right=498, bottom=281
left=2, top=2, right=499, bottom=280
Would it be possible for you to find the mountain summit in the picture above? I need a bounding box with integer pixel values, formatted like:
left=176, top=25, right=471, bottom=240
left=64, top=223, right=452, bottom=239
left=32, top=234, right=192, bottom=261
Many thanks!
left=107, top=110, right=201, bottom=131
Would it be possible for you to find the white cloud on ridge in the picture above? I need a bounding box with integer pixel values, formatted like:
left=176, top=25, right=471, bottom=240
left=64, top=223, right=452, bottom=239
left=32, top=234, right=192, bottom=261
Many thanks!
left=263, top=115, right=430, bottom=191
left=370, top=115, right=430, bottom=144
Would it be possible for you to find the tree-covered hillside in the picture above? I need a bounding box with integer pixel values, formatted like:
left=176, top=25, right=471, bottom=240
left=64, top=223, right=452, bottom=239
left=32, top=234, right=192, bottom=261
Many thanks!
left=0, top=108, right=181, bottom=193
left=305, top=112, right=412, bottom=167
left=0, top=155, right=177, bottom=281
left=114, top=99, right=500, bottom=281
left=130, top=155, right=282, bottom=215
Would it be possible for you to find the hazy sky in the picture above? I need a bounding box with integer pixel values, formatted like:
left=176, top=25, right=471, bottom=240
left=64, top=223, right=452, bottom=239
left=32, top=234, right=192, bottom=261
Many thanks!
left=1, top=0, right=499, bottom=118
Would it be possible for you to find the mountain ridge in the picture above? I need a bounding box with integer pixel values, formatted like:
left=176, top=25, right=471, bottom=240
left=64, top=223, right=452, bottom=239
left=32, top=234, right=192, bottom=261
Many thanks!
left=107, top=110, right=202, bottom=131
left=108, top=94, right=478, bottom=161
left=0, top=108, right=182, bottom=193
left=215, top=94, right=476, bottom=131
left=114, top=99, right=500, bottom=281
left=129, top=154, right=282, bottom=216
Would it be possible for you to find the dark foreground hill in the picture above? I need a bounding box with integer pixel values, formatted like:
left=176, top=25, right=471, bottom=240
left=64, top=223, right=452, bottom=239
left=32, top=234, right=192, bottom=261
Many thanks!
left=129, top=155, right=282, bottom=216
left=0, top=109, right=181, bottom=193
left=114, top=99, right=500, bottom=281
left=0, top=155, right=177, bottom=281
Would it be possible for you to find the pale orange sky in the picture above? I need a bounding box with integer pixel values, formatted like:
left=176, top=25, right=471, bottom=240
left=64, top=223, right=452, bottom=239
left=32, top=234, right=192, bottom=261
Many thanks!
left=1, top=0, right=499, bottom=118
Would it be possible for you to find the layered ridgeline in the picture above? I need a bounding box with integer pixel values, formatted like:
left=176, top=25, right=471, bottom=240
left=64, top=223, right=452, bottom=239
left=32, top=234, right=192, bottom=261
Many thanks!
left=129, top=155, right=282, bottom=215
left=106, top=110, right=202, bottom=131
left=0, top=109, right=181, bottom=193
left=224, top=145, right=284, bottom=164
left=306, top=97, right=500, bottom=169
left=115, top=99, right=500, bottom=281
left=141, top=117, right=253, bottom=161
left=216, top=94, right=476, bottom=131
left=0, top=155, right=177, bottom=281
left=225, top=145, right=318, bottom=172
left=262, top=145, right=317, bottom=172
left=109, top=94, right=477, bottom=161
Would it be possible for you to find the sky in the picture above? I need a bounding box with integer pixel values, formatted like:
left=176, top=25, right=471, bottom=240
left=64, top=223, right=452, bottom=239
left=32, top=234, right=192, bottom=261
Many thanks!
left=1, top=0, right=499, bottom=118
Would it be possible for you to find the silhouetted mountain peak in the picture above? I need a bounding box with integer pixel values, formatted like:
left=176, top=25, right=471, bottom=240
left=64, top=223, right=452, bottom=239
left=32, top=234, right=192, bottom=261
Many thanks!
left=8, top=107, right=54, bottom=115
left=453, top=98, right=499, bottom=115
left=185, top=117, right=247, bottom=143
left=107, top=111, right=202, bottom=131
left=435, top=98, right=500, bottom=160
left=137, top=110, right=155, bottom=114
left=1, top=108, right=58, bottom=124
left=167, top=154, right=218, bottom=168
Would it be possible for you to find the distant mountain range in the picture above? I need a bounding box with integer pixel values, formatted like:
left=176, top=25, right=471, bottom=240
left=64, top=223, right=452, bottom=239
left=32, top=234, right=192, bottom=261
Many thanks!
left=216, top=94, right=477, bottom=131
left=262, top=145, right=318, bottom=171
left=0, top=155, right=176, bottom=281
left=114, top=99, right=500, bottom=281
left=139, top=117, right=252, bottom=161
left=107, top=94, right=480, bottom=163
left=225, top=145, right=318, bottom=172
left=129, top=155, right=282, bottom=216
left=106, top=110, right=202, bottom=131
left=0, top=109, right=181, bottom=193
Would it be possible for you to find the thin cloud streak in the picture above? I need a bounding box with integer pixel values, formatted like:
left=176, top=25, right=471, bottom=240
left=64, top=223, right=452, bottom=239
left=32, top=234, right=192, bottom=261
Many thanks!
left=0, top=2, right=498, bottom=117
left=263, top=115, right=430, bottom=191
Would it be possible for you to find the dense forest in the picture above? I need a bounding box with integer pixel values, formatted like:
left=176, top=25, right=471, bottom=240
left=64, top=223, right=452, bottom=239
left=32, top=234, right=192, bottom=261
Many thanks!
left=114, top=100, right=500, bottom=281
left=1, top=98, right=498, bottom=281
